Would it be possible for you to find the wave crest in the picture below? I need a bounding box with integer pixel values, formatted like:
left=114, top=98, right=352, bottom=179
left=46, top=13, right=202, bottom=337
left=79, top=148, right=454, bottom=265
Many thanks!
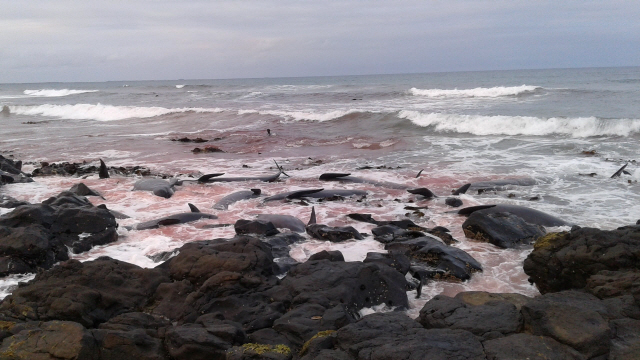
left=23, top=89, right=99, bottom=97
left=8, top=104, right=225, bottom=121
left=399, top=110, right=640, bottom=137
left=409, top=85, right=540, bottom=98
left=239, top=109, right=363, bottom=122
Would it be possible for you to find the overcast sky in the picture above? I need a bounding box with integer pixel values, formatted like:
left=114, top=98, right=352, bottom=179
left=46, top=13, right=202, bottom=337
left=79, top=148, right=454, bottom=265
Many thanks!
left=1, top=0, right=639, bottom=83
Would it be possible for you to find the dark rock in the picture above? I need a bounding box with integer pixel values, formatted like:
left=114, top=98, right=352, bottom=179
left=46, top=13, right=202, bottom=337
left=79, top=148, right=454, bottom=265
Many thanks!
left=69, top=183, right=103, bottom=197
left=165, top=324, right=234, bottom=359
left=524, top=226, right=640, bottom=294
left=306, top=224, right=363, bottom=242
left=521, top=290, right=612, bottom=358
left=462, top=211, right=545, bottom=248
left=192, top=146, right=224, bottom=153
left=363, top=252, right=410, bottom=275
left=309, top=250, right=345, bottom=262
left=0, top=204, right=55, bottom=228
left=92, top=328, right=167, bottom=360
left=386, top=237, right=482, bottom=281
left=371, top=225, right=426, bottom=244
left=445, top=197, right=463, bottom=207
left=585, top=270, right=640, bottom=305
left=347, top=214, right=424, bottom=230
left=235, top=219, right=280, bottom=236
left=0, top=224, right=68, bottom=276
left=483, top=333, right=585, bottom=360
left=417, top=292, right=527, bottom=340
left=0, top=195, right=29, bottom=208
left=0, top=257, right=169, bottom=327
left=609, top=318, right=640, bottom=360
left=0, top=320, right=98, bottom=360
left=334, top=312, right=486, bottom=360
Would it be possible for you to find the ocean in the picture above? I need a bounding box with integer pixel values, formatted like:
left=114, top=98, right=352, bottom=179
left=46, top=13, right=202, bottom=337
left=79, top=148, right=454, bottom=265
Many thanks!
left=1, top=66, right=639, bottom=316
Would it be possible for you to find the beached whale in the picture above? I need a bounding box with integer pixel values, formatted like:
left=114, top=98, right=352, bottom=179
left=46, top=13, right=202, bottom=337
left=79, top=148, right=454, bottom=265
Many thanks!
left=256, top=214, right=306, bottom=232
left=453, top=178, right=537, bottom=194
left=198, top=170, right=284, bottom=183
left=319, top=173, right=409, bottom=190
left=263, top=188, right=367, bottom=202
left=213, top=189, right=262, bottom=210
left=125, top=203, right=217, bottom=230
left=457, top=204, right=569, bottom=227
left=133, top=178, right=180, bottom=198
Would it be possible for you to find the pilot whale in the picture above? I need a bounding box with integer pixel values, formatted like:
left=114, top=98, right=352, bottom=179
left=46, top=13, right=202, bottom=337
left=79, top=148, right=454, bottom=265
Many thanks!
left=125, top=203, right=217, bottom=230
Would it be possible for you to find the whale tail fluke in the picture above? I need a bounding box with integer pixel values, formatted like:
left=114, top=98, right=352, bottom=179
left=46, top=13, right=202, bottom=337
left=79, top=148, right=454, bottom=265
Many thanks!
left=611, top=163, right=629, bottom=178
left=273, top=160, right=290, bottom=177
left=416, top=169, right=424, bottom=178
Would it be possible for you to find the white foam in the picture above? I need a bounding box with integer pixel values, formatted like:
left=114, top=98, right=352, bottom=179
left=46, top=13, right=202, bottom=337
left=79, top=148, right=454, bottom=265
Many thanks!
left=175, top=85, right=185, bottom=89
left=409, top=85, right=540, bottom=98
left=0, top=273, right=36, bottom=300
left=399, top=111, right=640, bottom=137
left=8, top=104, right=225, bottom=121
left=24, top=89, right=98, bottom=97
left=239, top=109, right=362, bottom=122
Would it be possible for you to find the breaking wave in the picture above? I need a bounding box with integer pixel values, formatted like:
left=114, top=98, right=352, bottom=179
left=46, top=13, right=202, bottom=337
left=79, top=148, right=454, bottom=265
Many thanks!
left=23, top=89, right=99, bottom=97
left=399, top=110, right=640, bottom=137
left=409, top=85, right=540, bottom=98
left=8, top=104, right=225, bottom=121
left=238, top=108, right=365, bottom=122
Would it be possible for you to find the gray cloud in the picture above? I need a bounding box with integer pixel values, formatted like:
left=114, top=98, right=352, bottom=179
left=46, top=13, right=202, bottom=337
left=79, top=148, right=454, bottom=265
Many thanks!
left=1, top=0, right=638, bottom=82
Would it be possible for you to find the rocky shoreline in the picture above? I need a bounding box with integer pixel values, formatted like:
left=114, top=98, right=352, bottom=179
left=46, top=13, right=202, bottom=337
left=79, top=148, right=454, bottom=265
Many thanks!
left=0, top=156, right=638, bottom=359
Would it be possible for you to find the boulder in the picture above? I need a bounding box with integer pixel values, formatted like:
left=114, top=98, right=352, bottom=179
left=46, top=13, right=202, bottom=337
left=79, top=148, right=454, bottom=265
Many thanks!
left=445, top=197, right=463, bottom=207
left=362, top=252, right=410, bottom=275
left=417, top=292, right=527, bottom=340
left=482, top=333, right=585, bottom=360
left=0, top=257, right=169, bottom=327
left=334, top=312, right=486, bottom=360
left=235, top=219, right=280, bottom=236
left=386, top=237, right=482, bottom=281
left=462, top=211, right=545, bottom=248
left=0, top=321, right=98, bottom=360
left=521, top=290, right=612, bottom=358
left=309, top=250, right=345, bottom=262
left=524, top=226, right=640, bottom=294
left=306, top=224, right=363, bottom=242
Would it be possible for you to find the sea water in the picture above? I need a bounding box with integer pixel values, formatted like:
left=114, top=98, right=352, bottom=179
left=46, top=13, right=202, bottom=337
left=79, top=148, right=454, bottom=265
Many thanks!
left=1, top=67, right=639, bottom=315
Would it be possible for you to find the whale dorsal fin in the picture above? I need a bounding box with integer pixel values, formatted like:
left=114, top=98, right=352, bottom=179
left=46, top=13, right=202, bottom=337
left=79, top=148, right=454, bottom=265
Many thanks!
left=319, top=173, right=351, bottom=180
left=407, top=187, right=437, bottom=199
left=99, top=159, right=110, bottom=179
left=188, top=203, right=200, bottom=212
left=251, top=188, right=261, bottom=195
left=198, top=173, right=225, bottom=182
left=416, top=169, right=424, bottom=178
left=308, top=206, right=317, bottom=225
left=452, top=183, right=471, bottom=195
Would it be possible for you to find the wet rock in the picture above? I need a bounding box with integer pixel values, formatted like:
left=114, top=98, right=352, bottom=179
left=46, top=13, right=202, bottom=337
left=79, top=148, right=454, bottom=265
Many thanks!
left=483, top=333, right=585, bottom=360
left=32, top=161, right=153, bottom=177
left=68, top=182, right=103, bottom=197
left=371, top=225, right=426, bottom=244
left=0, top=195, right=29, bottom=208
left=363, top=252, right=410, bottom=275
left=462, top=211, right=545, bottom=248
left=445, top=197, right=463, bottom=207
left=584, top=270, right=640, bottom=305
left=235, top=219, right=280, bottom=236
left=386, top=237, right=482, bottom=281
left=306, top=224, right=363, bottom=242
left=309, top=250, right=345, bottom=262
left=0, top=257, right=169, bottom=327
left=417, top=292, right=526, bottom=340
left=172, top=137, right=208, bottom=143
left=0, top=224, right=68, bottom=276
left=165, top=324, right=234, bottom=359
left=524, top=226, right=640, bottom=294
left=334, top=312, right=486, bottom=360
left=192, top=146, right=224, bottom=153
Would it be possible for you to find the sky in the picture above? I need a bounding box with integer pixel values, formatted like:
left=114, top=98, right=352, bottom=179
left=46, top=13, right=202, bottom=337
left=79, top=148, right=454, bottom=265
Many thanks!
left=1, top=0, right=639, bottom=83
